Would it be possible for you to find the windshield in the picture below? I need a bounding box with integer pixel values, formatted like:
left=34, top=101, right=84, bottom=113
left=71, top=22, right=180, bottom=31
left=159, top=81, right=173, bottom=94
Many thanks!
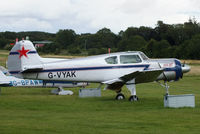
left=139, top=52, right=149, bottom=60
left=120, top=55, right=142, bottom=64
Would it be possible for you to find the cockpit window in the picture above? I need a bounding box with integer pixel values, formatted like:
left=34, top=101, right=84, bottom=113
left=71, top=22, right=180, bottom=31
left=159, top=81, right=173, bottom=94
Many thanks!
left=139, top=52, right=149, bottom=60
left=105, top=56, right=118, bottom=64
left=120, top=55, right=142, bottom=64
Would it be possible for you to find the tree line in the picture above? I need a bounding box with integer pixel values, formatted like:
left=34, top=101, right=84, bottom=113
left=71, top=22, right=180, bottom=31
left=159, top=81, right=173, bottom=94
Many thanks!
left=0, top=19, right=200, bottom=59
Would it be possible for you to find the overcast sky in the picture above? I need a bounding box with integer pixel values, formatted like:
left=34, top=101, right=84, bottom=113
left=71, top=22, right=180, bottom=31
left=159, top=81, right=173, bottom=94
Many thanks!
left=0, top=0, right=199, bottom=34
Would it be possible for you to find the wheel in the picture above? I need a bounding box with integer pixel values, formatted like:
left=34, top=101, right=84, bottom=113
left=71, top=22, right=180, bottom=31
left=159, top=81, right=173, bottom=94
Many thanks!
left=129, top=95, right=139, bottom=101
left=115, top=93, right=125, bottom=100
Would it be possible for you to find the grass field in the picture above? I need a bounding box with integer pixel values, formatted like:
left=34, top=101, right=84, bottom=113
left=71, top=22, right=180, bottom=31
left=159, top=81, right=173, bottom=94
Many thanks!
left=0, top=50, right=200, bottom=134
left=0, top=77, right=200, bottom=134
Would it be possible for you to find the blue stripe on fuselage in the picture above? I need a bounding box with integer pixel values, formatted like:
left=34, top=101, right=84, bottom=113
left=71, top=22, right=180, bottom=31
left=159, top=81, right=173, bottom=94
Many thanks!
left=10, top=71, right=20, bottom=74
left=40, top=64, right=150, bottom=72
left=9, top=64, right=150, bottom=74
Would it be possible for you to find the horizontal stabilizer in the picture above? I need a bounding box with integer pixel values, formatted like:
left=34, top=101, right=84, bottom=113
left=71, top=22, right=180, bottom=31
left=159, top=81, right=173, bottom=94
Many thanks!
left=22, top=68, right=43, bottom=73
left=21, top=65, right=43, bottom=73
left=0, top=71, right=10, bottom=86
left=0, top=81, right=10, bottom=86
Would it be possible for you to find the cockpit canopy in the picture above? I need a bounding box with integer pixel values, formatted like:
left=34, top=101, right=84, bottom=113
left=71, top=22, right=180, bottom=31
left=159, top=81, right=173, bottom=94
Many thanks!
left=104, top=52, right=149, bottom=64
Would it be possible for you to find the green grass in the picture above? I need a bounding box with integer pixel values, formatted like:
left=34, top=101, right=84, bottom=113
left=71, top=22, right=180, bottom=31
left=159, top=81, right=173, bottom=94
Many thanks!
left=0, top=50, right=9, bottom=67
left=0, top=50, right=200, bottom=133
left=0, top=76, right=200, bottom=134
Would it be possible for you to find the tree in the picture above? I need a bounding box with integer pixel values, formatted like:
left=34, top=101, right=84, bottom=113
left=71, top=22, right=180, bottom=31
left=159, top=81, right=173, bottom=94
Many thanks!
left=37, top=43, right=60, bottom=54
left=144, top=39, right=157, bottom=57
left=88, top=48, right=107, bottom=55
left=138, top=26, right=154, bottom=41
left=56, top=29, right=76, bottom=48
left=0, top=38, right=8, bottom=48
left=117, top=35, right=147, bottom=51
left=123, top=27, right=138, bottom=39
left=96, top=28, right=118, bottom=48
left=183, top=17, right=200, bottom=40
left=178, top=34, right=200, bottom=59
left=155, top=40, right=171, bottom=58
left=144, top=39, right=171, bottom=58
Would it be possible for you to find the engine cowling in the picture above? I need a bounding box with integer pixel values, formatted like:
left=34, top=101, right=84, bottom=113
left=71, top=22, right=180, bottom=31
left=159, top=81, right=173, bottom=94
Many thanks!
left=150, top=59, right=184, bottom=81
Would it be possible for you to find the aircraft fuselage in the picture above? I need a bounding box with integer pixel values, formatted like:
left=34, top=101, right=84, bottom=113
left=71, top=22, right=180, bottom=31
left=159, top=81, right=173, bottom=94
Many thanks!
left=16, top=52, right=186, bottom=83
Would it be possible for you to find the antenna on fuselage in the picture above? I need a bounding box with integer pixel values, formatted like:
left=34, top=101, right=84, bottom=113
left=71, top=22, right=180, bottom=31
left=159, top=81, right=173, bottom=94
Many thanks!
left=108, top=48, right=111, bottom=54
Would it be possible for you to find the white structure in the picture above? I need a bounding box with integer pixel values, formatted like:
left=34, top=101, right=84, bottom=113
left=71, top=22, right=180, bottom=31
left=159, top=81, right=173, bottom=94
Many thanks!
left=164, top=94, right=195, bottom=108
left=79, top=88, right=101, bottom=98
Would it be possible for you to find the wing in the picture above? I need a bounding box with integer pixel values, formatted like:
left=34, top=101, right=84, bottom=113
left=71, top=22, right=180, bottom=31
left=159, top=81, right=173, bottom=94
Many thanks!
left=103, top=69, right=163, bottom=90
left=134, top=69, right=164, bottom=84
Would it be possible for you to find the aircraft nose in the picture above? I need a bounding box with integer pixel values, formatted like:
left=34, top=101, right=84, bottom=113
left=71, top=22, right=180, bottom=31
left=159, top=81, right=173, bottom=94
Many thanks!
left=181, top=64, right=191, bottom=73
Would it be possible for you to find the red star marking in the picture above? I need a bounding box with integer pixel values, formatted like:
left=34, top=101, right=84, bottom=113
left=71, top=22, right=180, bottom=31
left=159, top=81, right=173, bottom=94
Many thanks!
left=17, top=46, right=30, bottom=58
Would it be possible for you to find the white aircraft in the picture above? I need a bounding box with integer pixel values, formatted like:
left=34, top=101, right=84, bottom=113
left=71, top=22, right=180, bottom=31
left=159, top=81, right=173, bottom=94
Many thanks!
left=7, top=40, right=190, bottom=101
left=0, top=69, right=88, bottom=95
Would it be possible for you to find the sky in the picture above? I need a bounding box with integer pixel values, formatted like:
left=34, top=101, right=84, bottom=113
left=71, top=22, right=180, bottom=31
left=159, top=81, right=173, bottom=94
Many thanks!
left=0, top=0, right=200, bottom=34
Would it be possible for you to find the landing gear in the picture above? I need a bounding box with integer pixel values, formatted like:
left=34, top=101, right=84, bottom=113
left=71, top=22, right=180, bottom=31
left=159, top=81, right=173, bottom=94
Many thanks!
left=126, top=79, right=139, bottom=102
left=157, top=81, right=170, bottom=96
left=113, top=79, right=139, bottom=101
left=115, top=93, right=125, bottom=100
left=129, top=95, right=139, bottom=101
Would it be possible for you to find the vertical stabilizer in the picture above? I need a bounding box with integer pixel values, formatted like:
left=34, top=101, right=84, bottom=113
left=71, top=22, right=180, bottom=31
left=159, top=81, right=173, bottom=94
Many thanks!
left=7, top=40, right=43, bottom=76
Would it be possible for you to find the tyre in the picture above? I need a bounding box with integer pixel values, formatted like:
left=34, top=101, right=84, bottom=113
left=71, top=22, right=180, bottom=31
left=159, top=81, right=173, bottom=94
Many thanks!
left=115, top=93, right=125, bottom=100
left=129, top=95, right=139, bottom=101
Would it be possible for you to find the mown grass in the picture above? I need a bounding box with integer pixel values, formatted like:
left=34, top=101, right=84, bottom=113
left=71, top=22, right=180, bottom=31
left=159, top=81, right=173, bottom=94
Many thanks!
left=0, top=76, right=200, bottom=134
left=0, top=50, right=8, bottom=67
left=0, top=50, right=200, bottom=133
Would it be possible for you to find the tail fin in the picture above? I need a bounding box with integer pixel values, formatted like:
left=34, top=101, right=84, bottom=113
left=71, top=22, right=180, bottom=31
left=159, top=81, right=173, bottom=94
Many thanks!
left=7, top=40, right=43, bottom=76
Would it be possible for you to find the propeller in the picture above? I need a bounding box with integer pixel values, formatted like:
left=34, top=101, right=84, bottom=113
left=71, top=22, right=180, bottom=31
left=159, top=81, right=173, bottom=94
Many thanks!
left=181, top=61, right=191, bottom=74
